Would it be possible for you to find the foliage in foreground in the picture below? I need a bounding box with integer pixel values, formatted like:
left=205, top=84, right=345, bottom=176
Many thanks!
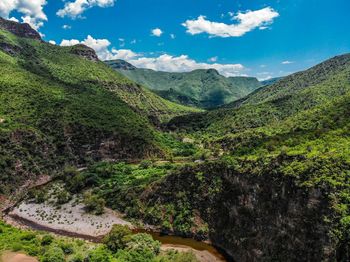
left=0, top=222, right=198, bottom=262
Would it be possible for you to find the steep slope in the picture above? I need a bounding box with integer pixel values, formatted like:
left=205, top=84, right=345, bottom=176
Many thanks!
left=260, top=76, right=283, bottom=86
left=105, top=59, right=262, bottom=108
left=169, top=54, right=350, bottom=134
left=0, top=20, right=192, bottom=193
left=103, top=55, right=350, bottom=261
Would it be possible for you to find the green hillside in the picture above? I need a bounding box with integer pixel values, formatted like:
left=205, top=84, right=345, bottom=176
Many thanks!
left=105, top=59, right=262, bottom=108
left=169, top=54, right=350, bottom=134
left=0, top=22, right=198, bottom=193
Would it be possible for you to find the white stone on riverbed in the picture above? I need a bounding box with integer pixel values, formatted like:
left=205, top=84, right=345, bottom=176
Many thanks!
left=10, top=199, right=131, bottom=237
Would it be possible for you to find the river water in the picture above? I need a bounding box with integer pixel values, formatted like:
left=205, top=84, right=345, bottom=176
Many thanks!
left=8, top=214, right=231, bottom=262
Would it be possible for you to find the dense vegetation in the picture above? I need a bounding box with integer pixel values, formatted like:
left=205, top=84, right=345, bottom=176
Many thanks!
left=0, top=24, right=198, bottom=193
left=106, top=60, right=261, bottom=108
left=0, top=222, right=197, bottom=262
left=1, top=18, right=350, bottom=262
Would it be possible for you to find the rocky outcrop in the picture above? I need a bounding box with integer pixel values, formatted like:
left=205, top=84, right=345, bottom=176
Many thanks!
left=140, top=156, right=349, bottom=262
left=105, top=59, right=136, bottom=70
left=70, top=44, right=99, bottom=61
left=0, top=42, right=21, bottom=55
left=0, top=17, right=41, bottom=40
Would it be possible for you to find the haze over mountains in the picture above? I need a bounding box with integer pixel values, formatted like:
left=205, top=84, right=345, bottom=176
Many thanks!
left=106, top=59, right=262, bottom=108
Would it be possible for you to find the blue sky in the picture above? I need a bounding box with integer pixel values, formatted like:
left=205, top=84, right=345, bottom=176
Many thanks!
left=1, top=0, right=350, bottom=79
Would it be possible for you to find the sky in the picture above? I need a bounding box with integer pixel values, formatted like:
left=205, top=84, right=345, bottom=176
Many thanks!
left=1, top=0, right=350, bottom=80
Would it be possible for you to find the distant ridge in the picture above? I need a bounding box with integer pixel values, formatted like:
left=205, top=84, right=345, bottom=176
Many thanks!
left=105, top=59, right=262, bottom=108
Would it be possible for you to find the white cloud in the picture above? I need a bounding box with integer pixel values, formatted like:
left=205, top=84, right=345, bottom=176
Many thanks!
left=182, top=7, right=279, bottom=38
left=57, top=0, right=115, bottom=19
left=128, top=54, right=244, bottom=77
left=49, top=40, right=56, bottom=45
left=208, top=56, right=218, bottom=62
left=0, top=0, right=48, bottom=30
left=62, top=24, right=72, bottom=29
left=170, top=33, right=175, bottom=39
left=282, top=60, right=294, bottom=64
left=151, top=28, right=163, bottom=37
left=60, top=35, right=245, bottom=76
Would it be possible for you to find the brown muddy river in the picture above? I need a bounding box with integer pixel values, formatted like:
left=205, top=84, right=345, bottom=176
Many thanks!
left=9, top=214, right=231, bottom=262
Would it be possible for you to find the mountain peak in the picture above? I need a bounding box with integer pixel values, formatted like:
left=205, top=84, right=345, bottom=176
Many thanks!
left=0, top=17, right=41, bottom=40
left=105, top=59, right=136, bottom=70
left=70, top=44, right=99, bottom=61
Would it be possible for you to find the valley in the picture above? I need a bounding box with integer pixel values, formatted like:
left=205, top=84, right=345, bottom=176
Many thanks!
left=0, top=15, right=349, bottom=262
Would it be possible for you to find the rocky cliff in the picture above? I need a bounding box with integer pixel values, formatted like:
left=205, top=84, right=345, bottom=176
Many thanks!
left=0, top=17, right=41, bottom=40
left=138, top=156, right=349, bottom=261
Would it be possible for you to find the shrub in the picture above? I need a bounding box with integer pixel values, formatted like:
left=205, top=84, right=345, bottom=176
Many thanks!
left=139, top=160, right=153, bottom=169
left=20, top=232, right=36, bottom=241
left=125, top=233, right=161, bottom=256
left=103, top=225, right=132, bottom=252
left=41, top=246, right=65, bottom=262
left=56, top=190, right=72, bottom=205
left=86, top=246, right=114, bottom=262
left=59, top=241, right=74, bottom=254
left=68, top=254, right=84, bottom=262
left=41, top=235, right=54, bottom=246
left=83, top=192, right=105, bottom=215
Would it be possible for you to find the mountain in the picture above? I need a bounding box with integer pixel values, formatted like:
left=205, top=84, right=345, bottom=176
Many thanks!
left=0, top=19, right=197, bottom=193
left=169, top=54, right=350, bottom=133
left=136, top=54, right=350, bottom=260
left=105, top=59, right=262, bottom=108
left=260, top=76, right=283, bottom=86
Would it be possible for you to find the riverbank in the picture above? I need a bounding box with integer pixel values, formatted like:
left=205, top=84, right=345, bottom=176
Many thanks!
left=4, top=195, right=228, bottom=262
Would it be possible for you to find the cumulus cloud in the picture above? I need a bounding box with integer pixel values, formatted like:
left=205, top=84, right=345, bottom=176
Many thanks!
left=62, top=24, right=72, bottom=30
left=57, top=0, right=115, bottom=19
left=151, top=28, right=163, bottom=37
left=182, top=7, right=279, bottom=38
left=60, top=35, right=245, bottom=76
left=282, top=60, right=294, bottom=64
left=0, top=0, right=48, bottom=30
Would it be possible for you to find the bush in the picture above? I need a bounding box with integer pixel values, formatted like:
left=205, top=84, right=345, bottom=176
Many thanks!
left=20, top=232, right=36, bottom=241
left=68, top=254, right=84, bottom=262
left=86, top=246, right=114, bottom=262
left=59, top=241, right=74, bottom=254
left=41, top=246, right=65, bottom=262
left=83, top=192, right=105, bottom=215
left=125, top=233, right=161, bottom=256
left=139, top=160, right=153, bottom=169
left=41, top=234, right=54, bottom=246
left=103, top=225, right=132, bottom=252
left=56, top=190, right=72, bottom=205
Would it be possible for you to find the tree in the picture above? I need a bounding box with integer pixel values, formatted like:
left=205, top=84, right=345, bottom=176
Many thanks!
left=103, top=225, right=132, bottom=252
left=83, top=192, right=105, bottom=215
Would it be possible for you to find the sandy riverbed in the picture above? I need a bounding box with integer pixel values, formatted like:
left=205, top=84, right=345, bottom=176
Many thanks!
left=161, top=244, right=225, bottom=262
left=9, top=199, right=131, bottom=238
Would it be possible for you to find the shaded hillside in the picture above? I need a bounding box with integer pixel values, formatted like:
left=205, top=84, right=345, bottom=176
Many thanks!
left=0, top=20, right=197, bottom=193
left=105, top=59, right=262, bottom=108
left=169, top=54, right=350, bottom=134
left=90, top=55, right=350, bottom=261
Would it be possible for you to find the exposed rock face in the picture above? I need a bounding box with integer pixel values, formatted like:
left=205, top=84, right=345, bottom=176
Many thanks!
left=0, top=17, right=41, bottom=40
left=142, top=157, right=348, bottom=262
left=70, top=44, right=99, bottom=61
left=0, top=42, right=21, bottom=55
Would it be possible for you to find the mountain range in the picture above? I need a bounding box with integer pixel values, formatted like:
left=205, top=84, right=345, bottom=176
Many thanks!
left=1, top=17, right=350, bottom=262
left=106, top=59, right=262, bottom=108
